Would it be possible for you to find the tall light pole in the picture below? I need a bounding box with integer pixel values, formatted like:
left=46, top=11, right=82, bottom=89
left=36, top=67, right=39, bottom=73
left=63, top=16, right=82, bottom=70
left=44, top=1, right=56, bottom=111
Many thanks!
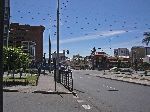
left=56, top=0, right=60, bottom=83
left=0, top=0, right=5, bottom=111
left=49, top=34, right=51, bottom=73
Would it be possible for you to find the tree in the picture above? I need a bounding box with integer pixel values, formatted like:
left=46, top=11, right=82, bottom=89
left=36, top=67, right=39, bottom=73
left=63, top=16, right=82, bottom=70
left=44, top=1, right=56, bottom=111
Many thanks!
left=142, top=32, right=150, bottom=46
left=3, top=47, right=31, bottom=74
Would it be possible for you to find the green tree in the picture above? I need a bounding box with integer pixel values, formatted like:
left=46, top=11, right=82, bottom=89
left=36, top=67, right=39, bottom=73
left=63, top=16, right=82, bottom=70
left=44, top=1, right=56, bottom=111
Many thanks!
left=142, top=32, right=150, bottom=46
left=3, top=47, right=31, bottom=73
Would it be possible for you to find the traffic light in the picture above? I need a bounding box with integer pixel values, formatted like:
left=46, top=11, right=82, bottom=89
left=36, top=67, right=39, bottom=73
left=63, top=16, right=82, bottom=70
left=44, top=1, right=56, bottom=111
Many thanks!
left=67, top=50, right=69, bottom=54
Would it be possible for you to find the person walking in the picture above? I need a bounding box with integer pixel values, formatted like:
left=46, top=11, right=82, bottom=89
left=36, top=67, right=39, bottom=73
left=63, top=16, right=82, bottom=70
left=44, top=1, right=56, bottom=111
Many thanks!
left=38, top=64, right=41, bottom=76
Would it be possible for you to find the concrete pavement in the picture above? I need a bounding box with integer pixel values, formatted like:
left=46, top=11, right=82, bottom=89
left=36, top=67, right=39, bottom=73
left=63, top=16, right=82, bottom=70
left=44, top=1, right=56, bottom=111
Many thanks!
left=3, top=72, right=86, bottom=112
left=4, top=92, right=84, bottom=112
left=3, top=72, right=72, bottom=94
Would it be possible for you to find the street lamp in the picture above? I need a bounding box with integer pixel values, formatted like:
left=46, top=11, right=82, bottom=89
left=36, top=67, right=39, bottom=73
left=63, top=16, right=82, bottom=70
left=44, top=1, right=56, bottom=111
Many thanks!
left=49, top=35, right=52, bottom=73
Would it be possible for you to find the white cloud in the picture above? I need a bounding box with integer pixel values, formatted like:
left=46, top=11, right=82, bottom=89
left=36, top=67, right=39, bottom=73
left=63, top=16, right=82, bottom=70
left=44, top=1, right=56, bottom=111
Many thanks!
left=52, top=30, right=127, bottom=44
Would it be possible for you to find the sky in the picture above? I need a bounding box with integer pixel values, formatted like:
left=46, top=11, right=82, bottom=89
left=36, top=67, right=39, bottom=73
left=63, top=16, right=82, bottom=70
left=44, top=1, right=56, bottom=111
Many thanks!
left=10, top=0, right=150, bottom=58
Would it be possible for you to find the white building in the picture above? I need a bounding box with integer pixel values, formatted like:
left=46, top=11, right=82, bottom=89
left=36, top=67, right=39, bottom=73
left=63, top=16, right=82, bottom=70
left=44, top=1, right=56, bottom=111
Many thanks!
left=143, top=55, right=150, bottom=64
left=114, top=48, right=129, bottom=57
left=52, top=52, right=66, bottom=62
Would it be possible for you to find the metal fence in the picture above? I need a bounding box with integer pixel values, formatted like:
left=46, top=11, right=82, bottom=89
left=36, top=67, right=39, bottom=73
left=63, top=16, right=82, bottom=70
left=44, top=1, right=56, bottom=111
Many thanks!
left=59, top=70, right=73, bottom=91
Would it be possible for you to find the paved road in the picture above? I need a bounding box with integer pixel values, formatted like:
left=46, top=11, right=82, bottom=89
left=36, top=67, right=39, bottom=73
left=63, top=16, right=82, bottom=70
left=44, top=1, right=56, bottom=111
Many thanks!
left=73, top=70, right=150, bottom=112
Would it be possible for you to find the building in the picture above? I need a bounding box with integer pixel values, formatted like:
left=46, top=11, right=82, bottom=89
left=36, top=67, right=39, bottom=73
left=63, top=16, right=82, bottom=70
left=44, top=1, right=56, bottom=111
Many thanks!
left=143, top=55, right=150, bottom=64
left=9, top=23, right=45, bottom=63
left=93, top=52, right=108, bottom=70
left=3, top=0, right=10, bottom=46
left=130, top=46, right=145, bottom=63
left=145, top=47, right=150, bottom=55
left=22, top=41, right=36, bottom=60
left=114, top=48, right=129, bottom=57
left=108, top=56, right=130, bottom=68
left=52, top=52, right=66, bottom=62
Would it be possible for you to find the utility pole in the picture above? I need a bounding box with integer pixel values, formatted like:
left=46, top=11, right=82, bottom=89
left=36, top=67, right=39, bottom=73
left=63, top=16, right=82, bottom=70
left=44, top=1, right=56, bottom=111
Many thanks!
left=49, top=34, right=51, bottom=73
left=0, top=0, right=5, bottom=111
left=56, top=0, right=60, bottom=83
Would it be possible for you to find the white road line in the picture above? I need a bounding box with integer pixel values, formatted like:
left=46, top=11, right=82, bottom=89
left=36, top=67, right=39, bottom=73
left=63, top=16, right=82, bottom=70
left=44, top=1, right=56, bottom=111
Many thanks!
left=77, top=100, right=84, bottom=103
left=80, top=77, right=83, bottom=78
left=110, top=87, right=112, bottom=89
left=82, top=105, right=91, bottom=110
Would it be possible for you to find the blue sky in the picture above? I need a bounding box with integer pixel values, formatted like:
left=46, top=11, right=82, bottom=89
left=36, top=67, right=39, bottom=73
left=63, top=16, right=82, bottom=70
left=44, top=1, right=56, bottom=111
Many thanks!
left=10, top=0, right=150, bottom=58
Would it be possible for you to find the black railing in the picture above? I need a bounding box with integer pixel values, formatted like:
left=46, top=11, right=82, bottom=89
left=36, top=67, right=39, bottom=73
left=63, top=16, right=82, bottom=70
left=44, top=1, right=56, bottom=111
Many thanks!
left=59, top=70, right=73, bottom=91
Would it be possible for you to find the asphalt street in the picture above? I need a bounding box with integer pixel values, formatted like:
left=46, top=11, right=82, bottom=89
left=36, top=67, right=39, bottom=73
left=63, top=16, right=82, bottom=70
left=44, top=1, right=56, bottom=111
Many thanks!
left=73, top=70, right=150, bottom=112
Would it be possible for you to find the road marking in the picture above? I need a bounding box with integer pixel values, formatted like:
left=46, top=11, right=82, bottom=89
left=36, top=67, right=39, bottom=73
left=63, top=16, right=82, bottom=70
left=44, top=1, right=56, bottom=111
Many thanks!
left=80, top=77, right=83, bottom=78
left=82, top=105, right=91, bottom=110
left=77, top=100, right=84, bottom=103
left=110, top=87, right=112, bottom=89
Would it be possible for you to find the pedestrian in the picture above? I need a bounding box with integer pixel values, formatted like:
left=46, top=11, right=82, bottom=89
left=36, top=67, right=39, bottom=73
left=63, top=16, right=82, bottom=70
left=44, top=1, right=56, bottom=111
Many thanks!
left=20, top=67, right=23, bottom=78
left=38, top=64, right=41, bottom=76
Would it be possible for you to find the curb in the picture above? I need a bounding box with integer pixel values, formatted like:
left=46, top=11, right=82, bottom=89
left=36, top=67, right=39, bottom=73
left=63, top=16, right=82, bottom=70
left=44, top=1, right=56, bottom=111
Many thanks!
left=96, top=75, right=150, bottom=86
left=3, top=89, right=19, bottom=92
left=32, top=90, right=75, bottom=95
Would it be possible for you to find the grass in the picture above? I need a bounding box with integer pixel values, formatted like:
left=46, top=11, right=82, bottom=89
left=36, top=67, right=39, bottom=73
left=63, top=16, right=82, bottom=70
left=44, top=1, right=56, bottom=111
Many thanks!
left=3, top=74, right=39, bottom=86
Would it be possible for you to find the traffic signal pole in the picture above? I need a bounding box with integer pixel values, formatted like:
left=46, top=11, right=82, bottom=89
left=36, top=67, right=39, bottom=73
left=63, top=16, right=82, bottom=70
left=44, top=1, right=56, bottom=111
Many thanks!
left=0, top=0, right=5, bottom=111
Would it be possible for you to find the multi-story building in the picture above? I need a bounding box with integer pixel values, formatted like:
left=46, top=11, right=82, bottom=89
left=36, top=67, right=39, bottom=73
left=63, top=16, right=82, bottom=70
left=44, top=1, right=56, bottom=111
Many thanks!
left=130, top=46, right=145, bottom=63
left=9, top=23, right=45, bottom=63
left=114, top=48, right=129, bottom=57
left=22, top=41, right=36, bottom=60
left=3, top=0, right=10, bottom=46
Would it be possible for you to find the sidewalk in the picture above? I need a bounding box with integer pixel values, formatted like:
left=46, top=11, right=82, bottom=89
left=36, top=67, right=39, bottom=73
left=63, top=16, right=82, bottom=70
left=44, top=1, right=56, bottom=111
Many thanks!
left=3, top=72, right=72, bottom=94
left=94, top=71, right=150, bottom=86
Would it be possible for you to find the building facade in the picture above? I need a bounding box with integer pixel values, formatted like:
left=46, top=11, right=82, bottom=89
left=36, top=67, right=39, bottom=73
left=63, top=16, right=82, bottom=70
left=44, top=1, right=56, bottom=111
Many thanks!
left=130, top=46, right=145, bottom=64
left=114, top=48, right=129, bottom=57
left=3, top=0, right=10, bottom=47
left=145, top=47, right=150, bottom=55
left=9, top=23, right=45, bottom=63
left=22, top=41, right=36, bottom=60
left=52, top=52, right=66, bottom=62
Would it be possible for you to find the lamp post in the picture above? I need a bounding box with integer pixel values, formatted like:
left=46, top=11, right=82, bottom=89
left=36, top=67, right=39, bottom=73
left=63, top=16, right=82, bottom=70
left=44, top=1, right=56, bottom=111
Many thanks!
left=49, top=34, right=51, bottom=73
left=134, top=51, right=137, bottom=73
left=56, top=0, right=60, bottom=83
